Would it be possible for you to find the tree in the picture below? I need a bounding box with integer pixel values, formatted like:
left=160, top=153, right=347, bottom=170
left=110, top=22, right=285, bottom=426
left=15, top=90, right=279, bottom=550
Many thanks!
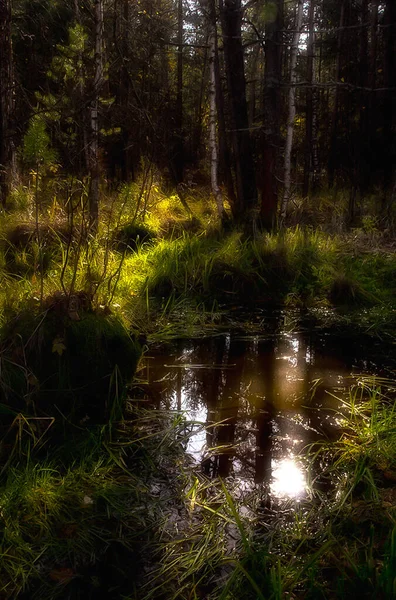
left=88, top=0, right=104, bottom=232
left=261, top=0, right=284, bottom=230
left=280, top=0, right=304, bottom=222
left=200, top=0, right=224, bottom=219
left=0, top=0, right=15, bottom=206
left=173, top=0, right=184, bottom=184
left=303, top=0, right=319, bottom=197
left=220, top=0, right=257, bottom=227
left=327, top=0, right=345, bottom=189
left=382, top=0, right=396, bottom=216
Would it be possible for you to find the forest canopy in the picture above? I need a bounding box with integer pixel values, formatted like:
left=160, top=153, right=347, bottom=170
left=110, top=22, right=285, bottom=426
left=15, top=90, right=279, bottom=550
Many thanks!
left=0, top=0, right=395, bottom=230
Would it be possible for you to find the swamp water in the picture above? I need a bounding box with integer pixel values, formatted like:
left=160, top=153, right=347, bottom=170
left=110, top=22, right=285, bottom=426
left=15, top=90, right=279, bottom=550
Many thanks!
left=137, top=320, right=394, bottom=502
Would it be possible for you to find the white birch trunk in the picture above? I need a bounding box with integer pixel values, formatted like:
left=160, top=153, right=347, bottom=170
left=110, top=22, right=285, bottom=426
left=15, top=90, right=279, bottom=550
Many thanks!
left=280, top=0, right=304, bottom=221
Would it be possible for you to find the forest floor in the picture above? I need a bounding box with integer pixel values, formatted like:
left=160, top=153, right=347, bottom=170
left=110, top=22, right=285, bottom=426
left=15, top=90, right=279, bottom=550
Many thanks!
left=0, top=181, right=395, bottom=598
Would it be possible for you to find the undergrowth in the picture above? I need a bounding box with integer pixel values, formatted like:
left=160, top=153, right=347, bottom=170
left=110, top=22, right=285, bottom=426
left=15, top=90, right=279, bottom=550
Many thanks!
left=0, top=179, right=396, bottom=342
left=0, top=408, right=191, bottom=599
left=0, top=181, right=396, bottom=598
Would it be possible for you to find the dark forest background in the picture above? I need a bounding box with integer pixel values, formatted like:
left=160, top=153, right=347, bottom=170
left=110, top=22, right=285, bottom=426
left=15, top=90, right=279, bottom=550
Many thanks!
left=1, top=0, right=395, bottom=231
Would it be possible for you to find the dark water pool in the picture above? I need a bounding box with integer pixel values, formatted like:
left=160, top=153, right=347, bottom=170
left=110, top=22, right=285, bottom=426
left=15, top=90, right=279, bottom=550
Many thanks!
left=136, top=323, right=393, bottom=501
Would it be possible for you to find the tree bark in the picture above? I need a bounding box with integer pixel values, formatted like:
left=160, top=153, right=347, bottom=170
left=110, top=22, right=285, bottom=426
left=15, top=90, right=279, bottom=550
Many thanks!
left=303, top=0, right=318, bottom=197
left=210, top=0, right=237, bottom=212
left=280, top=0, right=303, bottom=222
left=382, top=0, right=396, bottom=214
left=208, top=28, right=224, bottom=220
left=88, top=0, right=104, bottom=232
left=328, top=0, right=345, bottom=189
left=220, top=0, right=258, bottom=227
left=173, top=0, right=184, bottom=184
left=74, top=0, right=90, bottom=176
left=261, top=0, right=284, bottom=230
left=0, top=0, right=15, bottom=207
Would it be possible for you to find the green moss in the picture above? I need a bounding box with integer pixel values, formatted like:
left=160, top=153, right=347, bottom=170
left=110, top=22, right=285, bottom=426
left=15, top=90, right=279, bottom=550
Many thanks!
left=0, top=295, right=141, bottom=421
left=112, top=222, right=155, bottom=253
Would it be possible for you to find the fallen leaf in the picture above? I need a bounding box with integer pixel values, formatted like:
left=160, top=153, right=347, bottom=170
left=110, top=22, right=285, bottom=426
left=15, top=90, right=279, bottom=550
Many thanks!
left=52, top=337, right=66, bottom=356
left=49, top=568, right=74, bottom=584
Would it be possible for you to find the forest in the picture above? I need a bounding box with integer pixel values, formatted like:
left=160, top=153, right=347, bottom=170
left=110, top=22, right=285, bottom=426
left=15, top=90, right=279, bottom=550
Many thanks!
left=0, top=0, right=396, bottom=598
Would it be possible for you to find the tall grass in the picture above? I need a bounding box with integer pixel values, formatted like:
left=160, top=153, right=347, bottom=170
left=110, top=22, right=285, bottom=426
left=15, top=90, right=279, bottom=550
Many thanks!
left=0, top=406, right=196, bottom=599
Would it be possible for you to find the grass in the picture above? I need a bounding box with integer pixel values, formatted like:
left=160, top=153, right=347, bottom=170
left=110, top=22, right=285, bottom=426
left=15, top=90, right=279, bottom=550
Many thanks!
left=1, top=179, right=396, bottom=341
left=1, top=180, right=396, bottom=597
left=0, top=407, right=194, bottom=599
left=141, top=379, right=396, bottom=600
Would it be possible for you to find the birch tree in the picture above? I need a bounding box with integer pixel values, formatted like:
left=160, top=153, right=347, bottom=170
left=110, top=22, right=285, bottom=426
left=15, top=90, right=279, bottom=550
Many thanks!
left=280, top=0, right=303, bottom=222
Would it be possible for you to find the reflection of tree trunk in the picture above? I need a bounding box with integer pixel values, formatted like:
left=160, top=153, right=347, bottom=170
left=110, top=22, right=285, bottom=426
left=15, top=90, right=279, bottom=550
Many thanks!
left=176, top=368, right=182, bottom=412
left=255, top=339, right=276, bottom=484
left=202, top=336, right=227, bottom=476
left=215, top=337, right=245, bottom=478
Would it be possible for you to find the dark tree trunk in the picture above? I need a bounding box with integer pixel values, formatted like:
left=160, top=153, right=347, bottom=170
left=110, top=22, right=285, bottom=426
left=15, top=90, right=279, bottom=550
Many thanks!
left=220, top=0, right=258, bottom=227
left=120, top=0, right=133, bottom=181
left=210, top=0, right=237, bottom=212
left=328, top=0, right=345, bottom=189
left=382, top=0, right=396, bottom=215
left=0, top=0, right=15, bottom=207
left=173, top=0, right=184, bottom=184
left=303, top=0, right=318, bottom=198
left=261, top=0, right=283, bottom=230
left=357, top=0, right=369, bottom=196
left=88, top=0, right=104, bottom=232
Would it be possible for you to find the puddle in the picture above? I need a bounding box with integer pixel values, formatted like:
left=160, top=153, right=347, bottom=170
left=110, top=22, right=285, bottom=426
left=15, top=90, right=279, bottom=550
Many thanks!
left=136, top=325, right=390, bottom=501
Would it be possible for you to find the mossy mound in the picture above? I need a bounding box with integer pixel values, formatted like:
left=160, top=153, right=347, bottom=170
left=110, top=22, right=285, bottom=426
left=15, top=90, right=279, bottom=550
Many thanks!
left=161, top=216, right=202, bottom=238
left=207, top=260, right=257, bottom=302
left=112, top=222, right=155, bottom=253
left=3, top=222, right=71, bottom=276
left=329, top=275, right=369, bottom=307
left=0, top=293, right=141, bottom=422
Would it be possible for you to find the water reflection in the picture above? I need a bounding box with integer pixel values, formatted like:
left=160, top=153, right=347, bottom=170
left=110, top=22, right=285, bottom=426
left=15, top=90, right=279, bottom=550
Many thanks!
left=271, top=457, right=307, bottom=499
left=138, top=328, right=378, bottom=499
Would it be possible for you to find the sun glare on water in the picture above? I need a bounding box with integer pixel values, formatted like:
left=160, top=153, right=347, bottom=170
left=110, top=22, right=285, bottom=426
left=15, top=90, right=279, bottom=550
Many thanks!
left=270, top=458, right=307, bottom=499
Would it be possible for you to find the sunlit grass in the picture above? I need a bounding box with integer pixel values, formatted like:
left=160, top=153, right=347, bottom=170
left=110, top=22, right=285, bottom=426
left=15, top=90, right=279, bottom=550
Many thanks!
left=1, top=181, right=396, bottom=339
